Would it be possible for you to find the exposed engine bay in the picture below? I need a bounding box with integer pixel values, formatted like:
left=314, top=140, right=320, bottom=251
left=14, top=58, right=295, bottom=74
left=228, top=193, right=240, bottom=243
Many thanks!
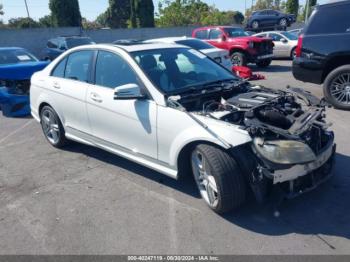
left=168, top=83, right=336, bottom=200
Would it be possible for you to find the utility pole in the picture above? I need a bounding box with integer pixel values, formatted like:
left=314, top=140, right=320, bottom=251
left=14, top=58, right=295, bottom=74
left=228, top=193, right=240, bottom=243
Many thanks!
left=24, top=0, right=30, bottom=18
left=305, top=0, right=310, bottom=23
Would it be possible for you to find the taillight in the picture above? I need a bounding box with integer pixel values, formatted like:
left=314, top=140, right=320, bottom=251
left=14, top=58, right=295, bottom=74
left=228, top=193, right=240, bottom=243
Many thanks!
left=295, top=34, right=303, bottom=58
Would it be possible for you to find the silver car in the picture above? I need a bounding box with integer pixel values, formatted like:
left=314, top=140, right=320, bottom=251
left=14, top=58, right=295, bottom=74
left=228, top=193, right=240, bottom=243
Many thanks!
left=254, top=31, right=298, bottom=59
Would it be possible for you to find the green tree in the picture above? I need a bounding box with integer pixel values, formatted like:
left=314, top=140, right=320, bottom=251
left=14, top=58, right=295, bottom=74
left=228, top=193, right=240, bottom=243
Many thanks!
left=286, top=0, right=299, bottom=16
left=49, top=0, right=82, bottom=27
left=130, top=0, right=155, bottom=28
left=106, top=0, right=130, bottom=28
left=0, top=4, right=4, bottom=16
left=38, top=15, right=54, bottom=27
left=8, top=17, right=40, bottom=28
left=96, top=11, right=109, bottom=27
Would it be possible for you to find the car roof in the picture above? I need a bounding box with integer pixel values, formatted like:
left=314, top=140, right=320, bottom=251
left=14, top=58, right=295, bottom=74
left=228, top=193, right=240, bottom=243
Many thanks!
left=195, top=26, right=241, bottom=30
left=74, top=43, right=189, bottom=53
left=318, top=0, right=350, bottom=8
left=145, top=36, right=198, bottom=44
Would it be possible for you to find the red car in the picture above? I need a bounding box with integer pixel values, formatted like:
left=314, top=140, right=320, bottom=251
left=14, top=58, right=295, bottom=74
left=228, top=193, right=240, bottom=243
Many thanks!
left=192, top=26, right=274, bottom=67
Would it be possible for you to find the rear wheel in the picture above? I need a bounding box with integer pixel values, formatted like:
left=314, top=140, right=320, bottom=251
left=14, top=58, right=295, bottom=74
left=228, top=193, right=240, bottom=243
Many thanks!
left=40, top=106, right=68, bottom=147
left=191, top=144, right=246, bottom=214
left=251, top=20, right=259, bottom=29
left=290, top=47, right=297, bottom=60
left=323, top=65, right=350, bottom=110
left=256, top=59, right=272, bottom=68
left=231, top=52, right=247, bottom=66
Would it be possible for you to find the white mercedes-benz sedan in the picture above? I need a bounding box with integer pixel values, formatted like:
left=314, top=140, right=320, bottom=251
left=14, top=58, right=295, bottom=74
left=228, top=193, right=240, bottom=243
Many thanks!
left=30, top=43, right=335, bottom=213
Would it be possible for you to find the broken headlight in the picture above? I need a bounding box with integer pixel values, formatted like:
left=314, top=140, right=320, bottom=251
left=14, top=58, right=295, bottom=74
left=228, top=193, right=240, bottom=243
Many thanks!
left=253, top=138, right=316, bottom=165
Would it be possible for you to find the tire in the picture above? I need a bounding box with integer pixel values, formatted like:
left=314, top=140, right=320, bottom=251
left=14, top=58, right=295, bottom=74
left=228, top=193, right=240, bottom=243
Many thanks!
left=290, top=47, right=297, bottom=60
left=251, top=20, right=259, bottom=29
left=256, top=59, right=272, bottom=68
left=279, top=18, right=288, bottom=27
left=191, top=144, right=246, bottom=214
left=40, top=106, right=68, bottom=148
left=231, top=52, right=247, bottom=66
left=323, top=65, right=350, bottom=110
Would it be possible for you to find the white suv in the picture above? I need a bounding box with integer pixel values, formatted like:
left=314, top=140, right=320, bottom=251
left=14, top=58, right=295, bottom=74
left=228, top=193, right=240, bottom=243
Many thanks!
left=30, top=43, right=335, bottom=213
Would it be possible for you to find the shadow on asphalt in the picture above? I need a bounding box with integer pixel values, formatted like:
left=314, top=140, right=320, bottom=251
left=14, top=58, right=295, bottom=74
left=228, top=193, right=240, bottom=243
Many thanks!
left=252, top=64, right=292, bottom=73
left=63, top=141, right=350, bottom=240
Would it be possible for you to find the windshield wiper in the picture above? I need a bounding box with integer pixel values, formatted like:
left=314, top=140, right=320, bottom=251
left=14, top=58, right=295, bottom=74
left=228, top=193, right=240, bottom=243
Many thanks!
left=167, top=78, right=239, bottom=96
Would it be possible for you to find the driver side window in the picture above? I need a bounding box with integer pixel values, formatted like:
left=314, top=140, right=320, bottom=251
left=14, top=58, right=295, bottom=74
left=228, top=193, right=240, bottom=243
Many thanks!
left=209, top=29, right=222, bottom=40
left=95, top=51, right=141, bottom=89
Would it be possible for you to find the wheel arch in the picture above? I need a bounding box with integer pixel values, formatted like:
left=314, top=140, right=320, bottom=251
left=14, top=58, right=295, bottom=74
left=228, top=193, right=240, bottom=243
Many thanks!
left=176, top=140, right=229, bottom=179
left=322, top=55, right=350, bottom=82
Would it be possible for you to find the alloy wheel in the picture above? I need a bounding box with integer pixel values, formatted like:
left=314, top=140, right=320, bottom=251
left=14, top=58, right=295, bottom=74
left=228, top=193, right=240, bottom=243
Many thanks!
left=252, top=21, right=259, bottom=29
left=231, top=55, right=241, bottom=66
left=191, top=151, right=219, bottom=207
left=280, top=18, right=287, bottom=27
left=330, top=73, right=350, bottom=105
left=41, top=109, right=60, bottom=144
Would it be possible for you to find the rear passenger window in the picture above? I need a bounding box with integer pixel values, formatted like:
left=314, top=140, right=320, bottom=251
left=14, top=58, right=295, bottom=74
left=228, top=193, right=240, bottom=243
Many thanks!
left=64, top=51, right=93, bottom=82
left=269, top=33, right=283, bottom=41
left=307, top=5, right=350, bottom=34
left=195, top=30, right=208, bottom=39
left=209, top=29, right=222, bottom=39
left=95, top=51, right=141, bottom=88
left=52, top=57, right=67, bottom=78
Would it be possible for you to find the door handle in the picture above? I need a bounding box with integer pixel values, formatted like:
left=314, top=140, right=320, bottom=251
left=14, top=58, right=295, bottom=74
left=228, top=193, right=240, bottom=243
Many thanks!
left=53, top=82, right=60, bottom=89
left=90, top=92, right=103, bottom=103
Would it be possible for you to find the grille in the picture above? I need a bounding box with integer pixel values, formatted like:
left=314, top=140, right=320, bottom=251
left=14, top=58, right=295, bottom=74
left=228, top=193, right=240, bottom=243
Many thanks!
left=254, top=41, right=272, bottom=54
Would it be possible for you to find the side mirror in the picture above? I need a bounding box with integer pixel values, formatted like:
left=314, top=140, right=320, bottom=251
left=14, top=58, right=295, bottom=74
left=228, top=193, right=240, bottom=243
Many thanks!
left=281, top=38, right=288, bottom=43
left=220, top=35, right=227, bottom=42
left=114, top=83, right=146, bottom=100
left=59, top=46, right=67, bottom=51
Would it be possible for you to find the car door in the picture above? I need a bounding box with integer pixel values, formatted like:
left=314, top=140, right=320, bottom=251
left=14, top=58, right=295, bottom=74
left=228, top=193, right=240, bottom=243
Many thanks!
left=86, top=50, right=157, bottom=159
left=47, top=50, right=94, bottom=134
left=269, top=33, right=289, bottom=57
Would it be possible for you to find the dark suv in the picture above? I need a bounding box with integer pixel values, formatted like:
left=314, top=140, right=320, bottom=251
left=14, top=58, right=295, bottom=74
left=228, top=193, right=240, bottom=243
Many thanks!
left=247, top=9, right=296, bottom=30
left=292, top=0, right=350, bottom=110
left=41, top=36, right=94, bottom=61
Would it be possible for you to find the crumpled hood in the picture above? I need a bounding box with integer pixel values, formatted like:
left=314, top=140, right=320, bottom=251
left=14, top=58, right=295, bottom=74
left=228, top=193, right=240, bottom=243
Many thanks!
left=0, top=61, right=49, bottom=80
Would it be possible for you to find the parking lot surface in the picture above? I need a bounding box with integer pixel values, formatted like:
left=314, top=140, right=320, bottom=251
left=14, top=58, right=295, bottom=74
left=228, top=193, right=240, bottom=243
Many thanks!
left=0, top=60, right=350, bottom=255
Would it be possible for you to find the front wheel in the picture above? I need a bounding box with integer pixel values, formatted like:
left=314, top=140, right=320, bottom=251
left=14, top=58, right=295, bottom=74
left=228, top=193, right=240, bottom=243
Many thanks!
left=323, top=65, right=350, bottom=110
left=40, top=106, right=68, bottom=148
left=256, top=59, right=272, bottom=68
left=231, top=52, right=247, bottom=66
left=191, top=144, right=246, bottom=214
left=279, top=18, right=288, bottom=27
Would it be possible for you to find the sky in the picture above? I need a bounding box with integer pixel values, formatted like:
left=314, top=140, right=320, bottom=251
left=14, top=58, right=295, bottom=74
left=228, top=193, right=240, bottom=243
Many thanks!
left=0, top=0, right=329, bottom=22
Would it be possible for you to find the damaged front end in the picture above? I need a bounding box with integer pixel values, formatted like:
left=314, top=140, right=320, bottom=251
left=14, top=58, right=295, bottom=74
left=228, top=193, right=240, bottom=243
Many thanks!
left=171, top=83, right=336, bottom=200
left=0, top=61, right=48, bottom=117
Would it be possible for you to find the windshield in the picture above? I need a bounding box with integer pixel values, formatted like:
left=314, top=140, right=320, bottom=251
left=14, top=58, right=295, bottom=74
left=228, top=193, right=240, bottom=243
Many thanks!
left=281, top=32, right=298, bottom=40
left=132, top=48, right=236, bottom=94
left=223, top=28, right=249, bottom=38
left=0, top=49, right=38, bottom=65
left=66, top=38, right=94, bottom=48
left=176, top=39, right=215, bottom=50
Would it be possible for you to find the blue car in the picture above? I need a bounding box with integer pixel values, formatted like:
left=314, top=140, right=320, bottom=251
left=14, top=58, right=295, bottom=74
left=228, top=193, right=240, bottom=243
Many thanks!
left=0, top=47, right=48, bottom=117
left=247, top=9, right=296, bottom=30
